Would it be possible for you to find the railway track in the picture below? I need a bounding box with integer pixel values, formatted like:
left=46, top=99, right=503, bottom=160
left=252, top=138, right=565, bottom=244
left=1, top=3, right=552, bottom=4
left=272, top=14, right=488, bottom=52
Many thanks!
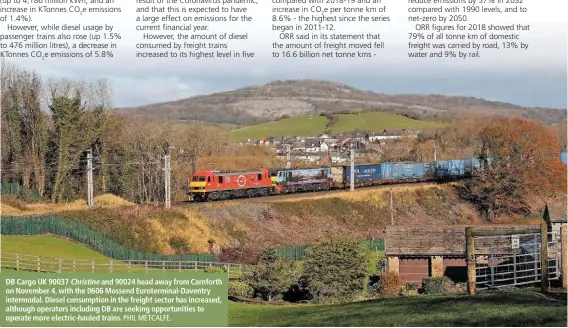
left=173, top=180, right=456, bottom=208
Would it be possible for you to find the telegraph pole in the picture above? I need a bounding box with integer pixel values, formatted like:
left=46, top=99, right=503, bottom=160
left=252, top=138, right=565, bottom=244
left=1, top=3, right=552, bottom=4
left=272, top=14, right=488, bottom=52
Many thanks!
left=433, top=139, right=437, bottom=161
left=164, top=152, right=171, bottom=209
left=86, top=149, right=94, bottom=208
left=390, top=188, right=394, bottom=225
left=285, top=144, right=291, bottom=169
left=350, top=145, right=355, bottom=192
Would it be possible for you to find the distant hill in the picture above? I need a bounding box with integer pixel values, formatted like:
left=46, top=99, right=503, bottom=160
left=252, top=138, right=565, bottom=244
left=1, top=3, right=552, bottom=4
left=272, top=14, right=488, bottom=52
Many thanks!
left=231, top=111, right=446, bottom=142
left=117, top=79, right=567, bottom=126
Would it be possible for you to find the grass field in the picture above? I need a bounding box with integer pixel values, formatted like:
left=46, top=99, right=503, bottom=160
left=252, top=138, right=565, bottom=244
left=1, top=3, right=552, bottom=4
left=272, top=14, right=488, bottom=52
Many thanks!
left=0, top=235, right=242, bottom=276
left=231, top=112, right=445, bottom=142
left=228, top=291, right=567, bottom=326
left=330, top=112, right=446, bottom=135
left=1, top=235, right=112, bottom=260
left=232, top=115, right=328, bottom=141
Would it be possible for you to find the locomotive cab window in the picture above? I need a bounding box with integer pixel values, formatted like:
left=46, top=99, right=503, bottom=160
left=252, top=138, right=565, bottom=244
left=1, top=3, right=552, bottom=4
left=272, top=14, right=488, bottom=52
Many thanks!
left=258, top=174, right=262, bottom=180
left=207, top=176, right=211, bottom=182
left=219, top=176, right=223, bottom=183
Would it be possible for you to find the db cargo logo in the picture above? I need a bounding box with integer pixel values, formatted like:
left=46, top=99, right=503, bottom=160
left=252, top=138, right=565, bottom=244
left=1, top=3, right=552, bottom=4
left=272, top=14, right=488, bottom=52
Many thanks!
left=237, top=175, right=246, bottom=187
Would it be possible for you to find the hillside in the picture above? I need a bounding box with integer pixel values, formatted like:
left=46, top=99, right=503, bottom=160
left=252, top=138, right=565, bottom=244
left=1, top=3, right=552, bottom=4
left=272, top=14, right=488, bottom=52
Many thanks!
left=231, top=111, right=445, bottom=142
left=2, top=184, right=562, bottom=264
left=117, top=80, right=567, bottom=126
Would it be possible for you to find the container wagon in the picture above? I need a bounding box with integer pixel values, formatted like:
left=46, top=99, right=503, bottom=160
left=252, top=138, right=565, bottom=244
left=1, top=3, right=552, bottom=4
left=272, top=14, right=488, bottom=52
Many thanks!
left=343, top=164, right=383, bottom=187
left=381, top=162, right=426, bottom=181
left=435, top=159, right=465, bottom=179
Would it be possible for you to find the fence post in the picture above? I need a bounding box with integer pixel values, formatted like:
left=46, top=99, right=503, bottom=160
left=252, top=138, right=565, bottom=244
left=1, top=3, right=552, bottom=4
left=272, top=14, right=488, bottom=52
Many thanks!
left=534, top=234, right=539, bottom=282
left=513, top=252, right=517, bottom=286
left=466, top=227, right=476, bottom=296
left=73, top=259, right=76, bottom=272
left=178, top=262, right=181, bottom=272
left=489, top=247, right=495, bottom=289
left=37, top=256, right=40, bottom=272
left=194, top=262, right=197, bottom=271
left=561, top=226, right=567, bottom=289
left=540, top=223, right=548, bottom=293
left=110, top=260, right=113, bottom=273
left=162, top=261, right=165, bottom=272
left=145, top=261, right=148, bottom=273
left=128, top=260, right=132, bottom=273
left=91, top=259, right=95, bottom=273
left=58, top=259, right=62, bottom=273
left=16, top=254, right=19, bottom=271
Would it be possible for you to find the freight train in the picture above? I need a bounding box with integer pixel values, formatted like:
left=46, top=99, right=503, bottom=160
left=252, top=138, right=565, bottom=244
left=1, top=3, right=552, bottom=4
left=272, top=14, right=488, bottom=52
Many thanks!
left=187, top=157, right=492, bottom=202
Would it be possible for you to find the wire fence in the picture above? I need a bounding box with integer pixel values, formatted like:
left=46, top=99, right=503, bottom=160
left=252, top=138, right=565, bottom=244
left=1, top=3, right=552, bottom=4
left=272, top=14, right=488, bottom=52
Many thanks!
left=0, top=252, right=244, bottom=278
left=1, top=215, right=217, bottom=262
left=1, top=182, right=43, bottom=200
left=274, top=239, right=385, bottom=261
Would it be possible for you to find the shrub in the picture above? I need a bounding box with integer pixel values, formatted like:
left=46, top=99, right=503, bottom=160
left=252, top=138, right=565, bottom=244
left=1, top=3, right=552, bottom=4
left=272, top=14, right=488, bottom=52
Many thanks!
left=228, top=281, right=253, bottom=298
left=400, top=283, right=419, bottom=296
left=243, top=252, right=299, bottom=301
left=301, top=239, right=372, bottom=304
left=204, top=266, right=226, bottom=273
left=422, top=276, right=453, bottom=294
left=378, top=272, right=402, bottom=296
left=447, top=282, right=466, bottom=294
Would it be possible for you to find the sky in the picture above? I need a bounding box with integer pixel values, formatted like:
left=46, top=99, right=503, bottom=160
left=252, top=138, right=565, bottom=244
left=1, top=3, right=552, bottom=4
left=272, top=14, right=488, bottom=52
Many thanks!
left=2, top=0, right=567, bottom=109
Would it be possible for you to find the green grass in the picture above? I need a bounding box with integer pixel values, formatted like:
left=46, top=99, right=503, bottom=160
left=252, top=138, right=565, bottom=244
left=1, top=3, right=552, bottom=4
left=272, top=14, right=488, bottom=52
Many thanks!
left=0, top=235, right=242, bottom=277
left=230, top=111, right=445, bottom=142
left=330, top=112, right=445, bottom=134
left=1, top=235, right=111, bottom=260
left=231, top=115, right=328, bottom=142
left=228, top=291, right=567, bottom=326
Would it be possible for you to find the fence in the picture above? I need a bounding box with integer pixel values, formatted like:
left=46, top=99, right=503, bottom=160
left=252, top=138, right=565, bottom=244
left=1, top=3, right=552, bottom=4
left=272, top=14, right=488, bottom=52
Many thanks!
left=1, top=216, right=217, bottom=262
left=274, top=239, right=385, bottom=261
left=0, top=252, right=243, bottom=277
left=466, top=224, right=566, bottom=295
left=1, top=182, right=42, bottom=200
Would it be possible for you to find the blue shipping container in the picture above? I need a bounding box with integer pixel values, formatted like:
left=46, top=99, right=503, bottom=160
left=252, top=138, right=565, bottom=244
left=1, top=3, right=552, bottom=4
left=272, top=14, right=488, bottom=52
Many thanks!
left=463, top=157, right=481, bottom=174
left=424, top=161, right=437, bottom=177
left=277, top=168, right=332, bottom=185
left=382, top=162, right=425, bottom=180
left=344, top=164, right=382, bottom=184
left=436, top=159, right=465, bottom=177
left=561, top=152, right=567, bottom=164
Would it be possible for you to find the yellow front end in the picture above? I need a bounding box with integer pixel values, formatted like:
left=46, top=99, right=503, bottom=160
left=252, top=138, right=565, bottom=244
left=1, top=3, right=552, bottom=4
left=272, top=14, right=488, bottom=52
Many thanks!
left=188, top=181, right=207, bottom=193
left=271, top=176, right=278, bottom=188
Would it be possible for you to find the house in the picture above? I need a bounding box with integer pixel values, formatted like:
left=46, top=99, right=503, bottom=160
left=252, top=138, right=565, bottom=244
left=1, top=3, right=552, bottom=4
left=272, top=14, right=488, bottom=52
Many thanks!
left=329, top=151, right=348, bottom=163
left=320, top=141, right=331, bottom=152
left=305, top=138, right=321, bottom=153
left=368, top=130, right=402, bottom=142
left=543, top=204, right=567, bottom=242
left=385, top=224, right=546, bottom=288
left=292, top=141, right=306, bottom=152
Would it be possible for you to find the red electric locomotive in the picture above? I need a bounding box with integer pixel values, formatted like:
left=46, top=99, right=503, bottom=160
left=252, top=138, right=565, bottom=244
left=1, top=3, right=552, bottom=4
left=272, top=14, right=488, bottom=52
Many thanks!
left=188, top=168, right=275, bottom=201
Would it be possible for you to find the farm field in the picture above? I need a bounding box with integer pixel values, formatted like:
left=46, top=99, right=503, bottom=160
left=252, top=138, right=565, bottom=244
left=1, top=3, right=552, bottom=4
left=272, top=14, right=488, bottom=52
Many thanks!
left=231, top=115, right=328, bottom=141
left=230, top=111, right=445, bottom=142
left=330, top=112, right=446, bottom=135
left=228, top=291, right=567, bottom=327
